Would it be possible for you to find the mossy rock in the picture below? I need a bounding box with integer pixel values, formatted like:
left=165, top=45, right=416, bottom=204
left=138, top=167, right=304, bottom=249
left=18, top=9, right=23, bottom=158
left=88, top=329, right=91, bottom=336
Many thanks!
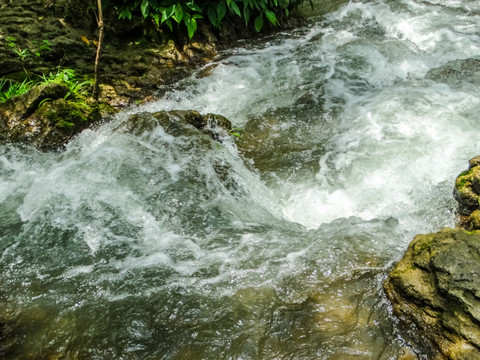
left=116, top=110, right=232, bottom=142
left=385, top=228, right=480, bottom=359
left=454, top=157, right=480, bottom=221
left=236, top=109, right=325, bottom=179
left=0, top=82, right=116, bottom=150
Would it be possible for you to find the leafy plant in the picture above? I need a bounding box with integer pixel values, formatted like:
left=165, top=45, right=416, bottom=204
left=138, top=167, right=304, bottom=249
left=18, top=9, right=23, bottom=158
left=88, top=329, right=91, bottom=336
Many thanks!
left=106, top=0, right=301, bottom=38
left=0, top=68, right=94, bottom=105
left=6, top=37, right=30, bottom=60
left=12, top=48, right=30, bottom=61
left=228, top=127, right=245, bottom=139
left=33, top=39, right=52, bottom=57
left=0, top=78, right=34, bottom=103
left=39, top=68, right=93, bottom=100
left=7, top=37, right=52, bottom=60
left=6, top=36, right=17, bottom=48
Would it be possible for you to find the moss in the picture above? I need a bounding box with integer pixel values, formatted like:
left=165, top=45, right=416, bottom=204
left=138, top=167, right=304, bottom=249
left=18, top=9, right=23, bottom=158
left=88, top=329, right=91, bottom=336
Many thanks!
left=456, top=169, right=473, bottom=189
left=419, top=241, right=434, bottom=252
left=42, top=99, right=95, bottom=132
left=457, top=178, right=470, bottom=189
left=458, top=169, right=473, bottom=178
left=55, top=119, right=75, bottom=129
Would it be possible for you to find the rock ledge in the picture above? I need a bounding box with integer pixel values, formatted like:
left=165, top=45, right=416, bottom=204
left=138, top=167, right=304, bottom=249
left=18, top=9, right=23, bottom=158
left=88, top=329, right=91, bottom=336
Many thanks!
left=384, top=227, right=480, bottom=360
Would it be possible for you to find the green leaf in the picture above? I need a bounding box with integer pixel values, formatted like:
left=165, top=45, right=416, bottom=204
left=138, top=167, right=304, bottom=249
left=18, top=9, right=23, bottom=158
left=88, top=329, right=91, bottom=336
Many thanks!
left=185, top=18, right=195, bottom=38
left=118, top=8, right=132, bottom=20
left=243, top=6, right=250, bottom=25
left=207, top=6, right=218, bottom=26
left=229, top=0, right=241, bottom=16
left=217, top=1, right=227, bottom=22
left=186, top=1, right=202, bottom=12
left=151, top=13, right=160, bottom=26
left=264, top=10, right=277, bottom=25
left=165, top=18, right=173, bottom=32
left=140, top=0, right=149, bottom=18
left=161, top=5, right=175, bottom=23
left=161, top=10, right=168, bottom=23
left=166, top=5, right=175, bottom=18
left=174, top=3, right=184, bottom=23
left=254, top=14, right=263, bottom=32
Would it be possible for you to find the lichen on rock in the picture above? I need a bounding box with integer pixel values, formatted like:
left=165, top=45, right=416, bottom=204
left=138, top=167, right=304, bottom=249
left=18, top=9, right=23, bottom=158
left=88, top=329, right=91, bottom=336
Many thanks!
left=0, top=83, right=115, bottom=150
left=453, top=156, right=480, bottom=229
left=384, top=228, right=480, bottom=360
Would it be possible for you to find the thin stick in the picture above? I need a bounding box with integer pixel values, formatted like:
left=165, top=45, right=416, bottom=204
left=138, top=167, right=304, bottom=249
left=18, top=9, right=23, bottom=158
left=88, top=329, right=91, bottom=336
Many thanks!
left=93, top=0, right=104, bottom=100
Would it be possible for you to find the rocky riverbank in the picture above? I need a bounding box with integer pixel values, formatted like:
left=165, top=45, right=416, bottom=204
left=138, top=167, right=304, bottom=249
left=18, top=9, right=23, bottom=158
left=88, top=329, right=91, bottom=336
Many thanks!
left=0, top=0, right=311, bottom=151
left=385, top=157, right=480, bottom=360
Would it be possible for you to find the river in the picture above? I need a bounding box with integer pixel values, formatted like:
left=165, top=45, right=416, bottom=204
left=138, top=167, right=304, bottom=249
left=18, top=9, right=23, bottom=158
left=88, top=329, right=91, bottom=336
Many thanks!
left=2, top=0, right=480, bottom=358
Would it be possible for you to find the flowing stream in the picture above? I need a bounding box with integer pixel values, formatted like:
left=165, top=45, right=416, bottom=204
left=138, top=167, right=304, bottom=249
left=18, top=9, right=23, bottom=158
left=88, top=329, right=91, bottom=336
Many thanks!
left=2, top=0, right=480, bottom=358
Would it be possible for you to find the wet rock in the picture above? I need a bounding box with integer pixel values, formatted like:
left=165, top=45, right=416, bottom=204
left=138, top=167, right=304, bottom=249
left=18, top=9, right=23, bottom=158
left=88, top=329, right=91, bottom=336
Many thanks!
left=426, top=58, right=480, bottom=87
left=117, top=110, right=232, bottom=142
left=384, top=228, right=480, bottom=360
left=235, top=108, right=324, bottom=179
left=97, top=84, right=129, bottom=108
left=0, top=83, right=113, bottom=150
left=453, top=156, right=480, bottom=229
left=296, top=0, right=350, bottom=18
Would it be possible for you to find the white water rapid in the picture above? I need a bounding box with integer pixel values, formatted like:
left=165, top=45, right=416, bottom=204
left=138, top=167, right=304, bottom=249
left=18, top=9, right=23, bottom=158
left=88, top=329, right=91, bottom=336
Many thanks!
left=1, top=0, right=480, bottom=358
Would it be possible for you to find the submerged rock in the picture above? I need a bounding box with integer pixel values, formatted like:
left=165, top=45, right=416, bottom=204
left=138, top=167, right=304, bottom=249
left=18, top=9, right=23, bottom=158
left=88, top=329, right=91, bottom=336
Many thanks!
left=425, top=58, right=480, bottom=87
left=116, top=110, right=232, bottom=142
left=235, top=107, right=325, bottom=179
left=453, top=156, right=480, bottom=229
left=384, top=228, right=480, bottom=360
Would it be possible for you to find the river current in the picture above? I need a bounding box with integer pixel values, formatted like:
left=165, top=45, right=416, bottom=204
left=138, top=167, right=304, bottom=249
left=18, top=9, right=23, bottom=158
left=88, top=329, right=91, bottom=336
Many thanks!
left=2, top=0, right=480, bottom=359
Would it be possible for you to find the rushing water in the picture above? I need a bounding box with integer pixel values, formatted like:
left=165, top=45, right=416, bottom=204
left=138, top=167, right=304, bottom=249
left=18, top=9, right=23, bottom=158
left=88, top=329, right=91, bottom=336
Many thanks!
left=2, top=0, right=480, bottom=359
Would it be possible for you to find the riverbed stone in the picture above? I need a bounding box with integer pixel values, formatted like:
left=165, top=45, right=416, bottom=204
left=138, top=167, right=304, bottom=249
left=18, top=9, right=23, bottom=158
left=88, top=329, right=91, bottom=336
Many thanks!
left=117, top=110, right=232, bottom=142
left=384, top=228, right=480, bottom=360
left=425, top=58, right=480, bottom=87
left=235, top=109, right=325, bottom=179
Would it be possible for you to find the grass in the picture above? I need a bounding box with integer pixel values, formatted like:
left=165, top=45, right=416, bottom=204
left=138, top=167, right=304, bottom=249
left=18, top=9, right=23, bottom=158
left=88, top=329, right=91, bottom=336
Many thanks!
left=0, top=78, right=34, bottom=103
left=0, top=68, right=93, bottom=104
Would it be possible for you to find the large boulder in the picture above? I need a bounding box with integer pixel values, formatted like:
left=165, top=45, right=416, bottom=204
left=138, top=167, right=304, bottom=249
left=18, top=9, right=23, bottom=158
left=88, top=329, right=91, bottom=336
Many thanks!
left=384, top=228, right=480, bottom=360
left=0, top=83, right=115, bottom=150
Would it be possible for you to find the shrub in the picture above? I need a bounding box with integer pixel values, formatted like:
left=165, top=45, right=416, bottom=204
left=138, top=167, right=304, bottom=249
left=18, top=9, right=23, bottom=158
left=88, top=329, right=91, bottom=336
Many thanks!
left=105, top=0, right=302, bottom=38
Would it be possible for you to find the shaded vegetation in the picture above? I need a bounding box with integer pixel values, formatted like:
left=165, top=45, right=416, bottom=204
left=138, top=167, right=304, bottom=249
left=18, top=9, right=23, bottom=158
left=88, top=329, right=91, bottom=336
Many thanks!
left=0, top=68, right=92, bottom=104
left=107, top=0, right=303, bottom=38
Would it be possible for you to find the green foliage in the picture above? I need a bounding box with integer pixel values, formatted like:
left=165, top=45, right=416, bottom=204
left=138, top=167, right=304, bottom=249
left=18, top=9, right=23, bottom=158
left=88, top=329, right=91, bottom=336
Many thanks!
left=0, top=68, right=93, bottom=104
left=228, top=127, right=245, bottom=139
left=0, top=78, right=33, bottom=103
left=33, top=39, right=52, bottom=57
left=45, top=100, right=90, bottom=130
left=38, top=68, right=93, bottom=100
left=6, top=37, right=52, bottom=60
left=106, top=0, right=301, bottom=38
